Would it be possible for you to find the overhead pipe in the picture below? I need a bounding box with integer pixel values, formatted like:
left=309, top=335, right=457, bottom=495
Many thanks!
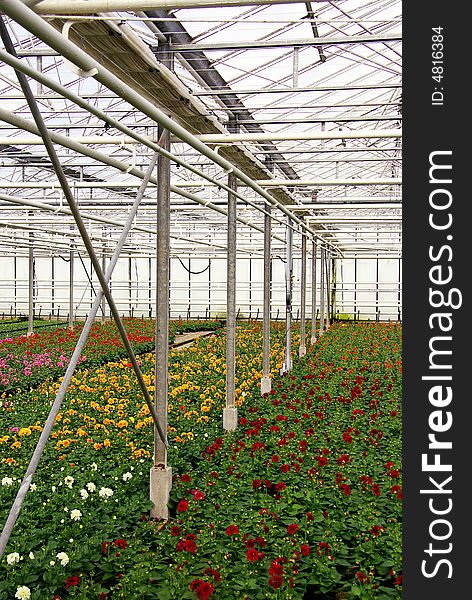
left=0, top=129, right=402, bottom=145
left=171, top=32, right=402, bottom=52
left=25, top=0, right=318, bottom=15
left=186, top=130, right=402, bottom=143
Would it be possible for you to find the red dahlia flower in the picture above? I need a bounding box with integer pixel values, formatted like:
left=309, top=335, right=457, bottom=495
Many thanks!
left=226, top=524, right=239, bottom=536
left=113, top=539, right=127, bottom=549
left=65, top=576, right=80, bottom=589
left=287, top=524, right=299, bottom=535
left=268, top=575, right=283, bottom=589
left=301, top=544, right=310, bottom=557
left=177, top=499, right=189, bottom=512
left=203, top=568, right=221, bottom=582
left=269, top=561, right=283, bottom=576
left=195, top=581, right=214, bottom=599
left=372, top=484, right=381, bottom=496
left=246, top=548, right=259, bottom=562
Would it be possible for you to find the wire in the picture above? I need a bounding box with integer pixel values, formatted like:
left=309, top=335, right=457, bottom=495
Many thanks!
left=177, top=256, right=210, bottom=274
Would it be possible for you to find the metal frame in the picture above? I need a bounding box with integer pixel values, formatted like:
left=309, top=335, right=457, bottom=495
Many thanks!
left=0, top=0, right=402, bottom=556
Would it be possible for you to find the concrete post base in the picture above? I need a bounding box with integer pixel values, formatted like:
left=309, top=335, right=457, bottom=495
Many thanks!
left=299, top=345, right=306, bottom=357
left=260, top=376, right=272, bottom=395
left=223, top=407, right=238, bottom=431
left=150, top=466, right=172, bottom=520
left=310, top=336, right=317, bottom=346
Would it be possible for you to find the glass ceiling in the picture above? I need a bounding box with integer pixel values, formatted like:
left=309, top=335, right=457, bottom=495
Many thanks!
left=0, top=0, right=401, bottom=261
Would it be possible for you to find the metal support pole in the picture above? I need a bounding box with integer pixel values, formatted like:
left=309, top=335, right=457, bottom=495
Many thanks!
left=151, top=42, right=173, bottom=518
left=319, top=247, right=325, bottom=336
left=68, top=239, right=74, bottom=329
left=128, top=257, right=132, bottom=317
left=260, top=159, right=272, bottom=395
left=310, top=241, right=317, bottom=345
left=376, top=256, right=379, bottom=321
left=331, top=257, right=336, bottom=323
left=299, top=230, right=307, bottom=357
left=148, top=254, right=152, bottom=318
left=0, top=150, right=161, bottom=560
left=223, top=117, right=238, bottom=431
left=354, top=258, right=358, bottom=320
left=326, top=251, right=331, bottom=329
left=27, top=234, right=34, bottom=335
left=101, top=249, right=106, bottom=323
left=281, top=217, right=293, bottom=374
left=51, top=255, right=55, bottom=315
left=13, top=256, right=17, bottom=317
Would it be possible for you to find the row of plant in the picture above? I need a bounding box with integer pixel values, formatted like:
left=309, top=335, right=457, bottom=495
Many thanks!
left=0, top=319, right=64, bottom=338
left=0, top=318, right=224, bottom=396
left=0, top=321, right=401, bottom=599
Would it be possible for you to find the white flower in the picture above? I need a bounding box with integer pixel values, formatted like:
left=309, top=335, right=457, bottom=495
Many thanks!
left=15, top=586, right=31, bottom=600
left=56, top=552, right=69, bottom=567
left=49, top=560, right=55, bottom=566
left=51, top=485, right=56, bottom=492
left=7, top=552, right=20, bottom=565
left=69, top=538, right=74, bottom=543
left=122, top=472, right=132, bottom=482
left=1, top=477, right=13, bottom=487
left=86, top=482, right=96, bottom=492
left=91, top=462, right=98, bottom=471
left=70, top=509, right=82, bottom=521
left=64, top=476, right=74, bottom=488
left=99, top=487, right=113, bottom=498
left=80, top=489, right=89, bottom=499
left=30, top=483, right=37, bottom=492
left=28, top=552, right=34, bottom=560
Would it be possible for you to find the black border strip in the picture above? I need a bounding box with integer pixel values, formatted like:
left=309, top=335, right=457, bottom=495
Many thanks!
left=403, top=3, right=469, bottom=597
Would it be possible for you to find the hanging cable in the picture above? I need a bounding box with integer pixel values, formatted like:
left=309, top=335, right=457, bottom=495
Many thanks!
left=177, top=256, right=210, bottom=275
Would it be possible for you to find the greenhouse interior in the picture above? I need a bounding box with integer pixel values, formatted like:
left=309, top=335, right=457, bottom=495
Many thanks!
left=0, top=0, right=402, bottom=599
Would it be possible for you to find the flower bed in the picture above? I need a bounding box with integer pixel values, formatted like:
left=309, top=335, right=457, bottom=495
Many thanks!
left=0, top=319, right=64, bottom=338
left=0, top=319, right=224, bottom=396
left=0, top=322, right=401, bottom=599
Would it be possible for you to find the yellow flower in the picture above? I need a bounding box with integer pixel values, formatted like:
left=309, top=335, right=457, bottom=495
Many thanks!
left=103, top=439, right=111, bottom=447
